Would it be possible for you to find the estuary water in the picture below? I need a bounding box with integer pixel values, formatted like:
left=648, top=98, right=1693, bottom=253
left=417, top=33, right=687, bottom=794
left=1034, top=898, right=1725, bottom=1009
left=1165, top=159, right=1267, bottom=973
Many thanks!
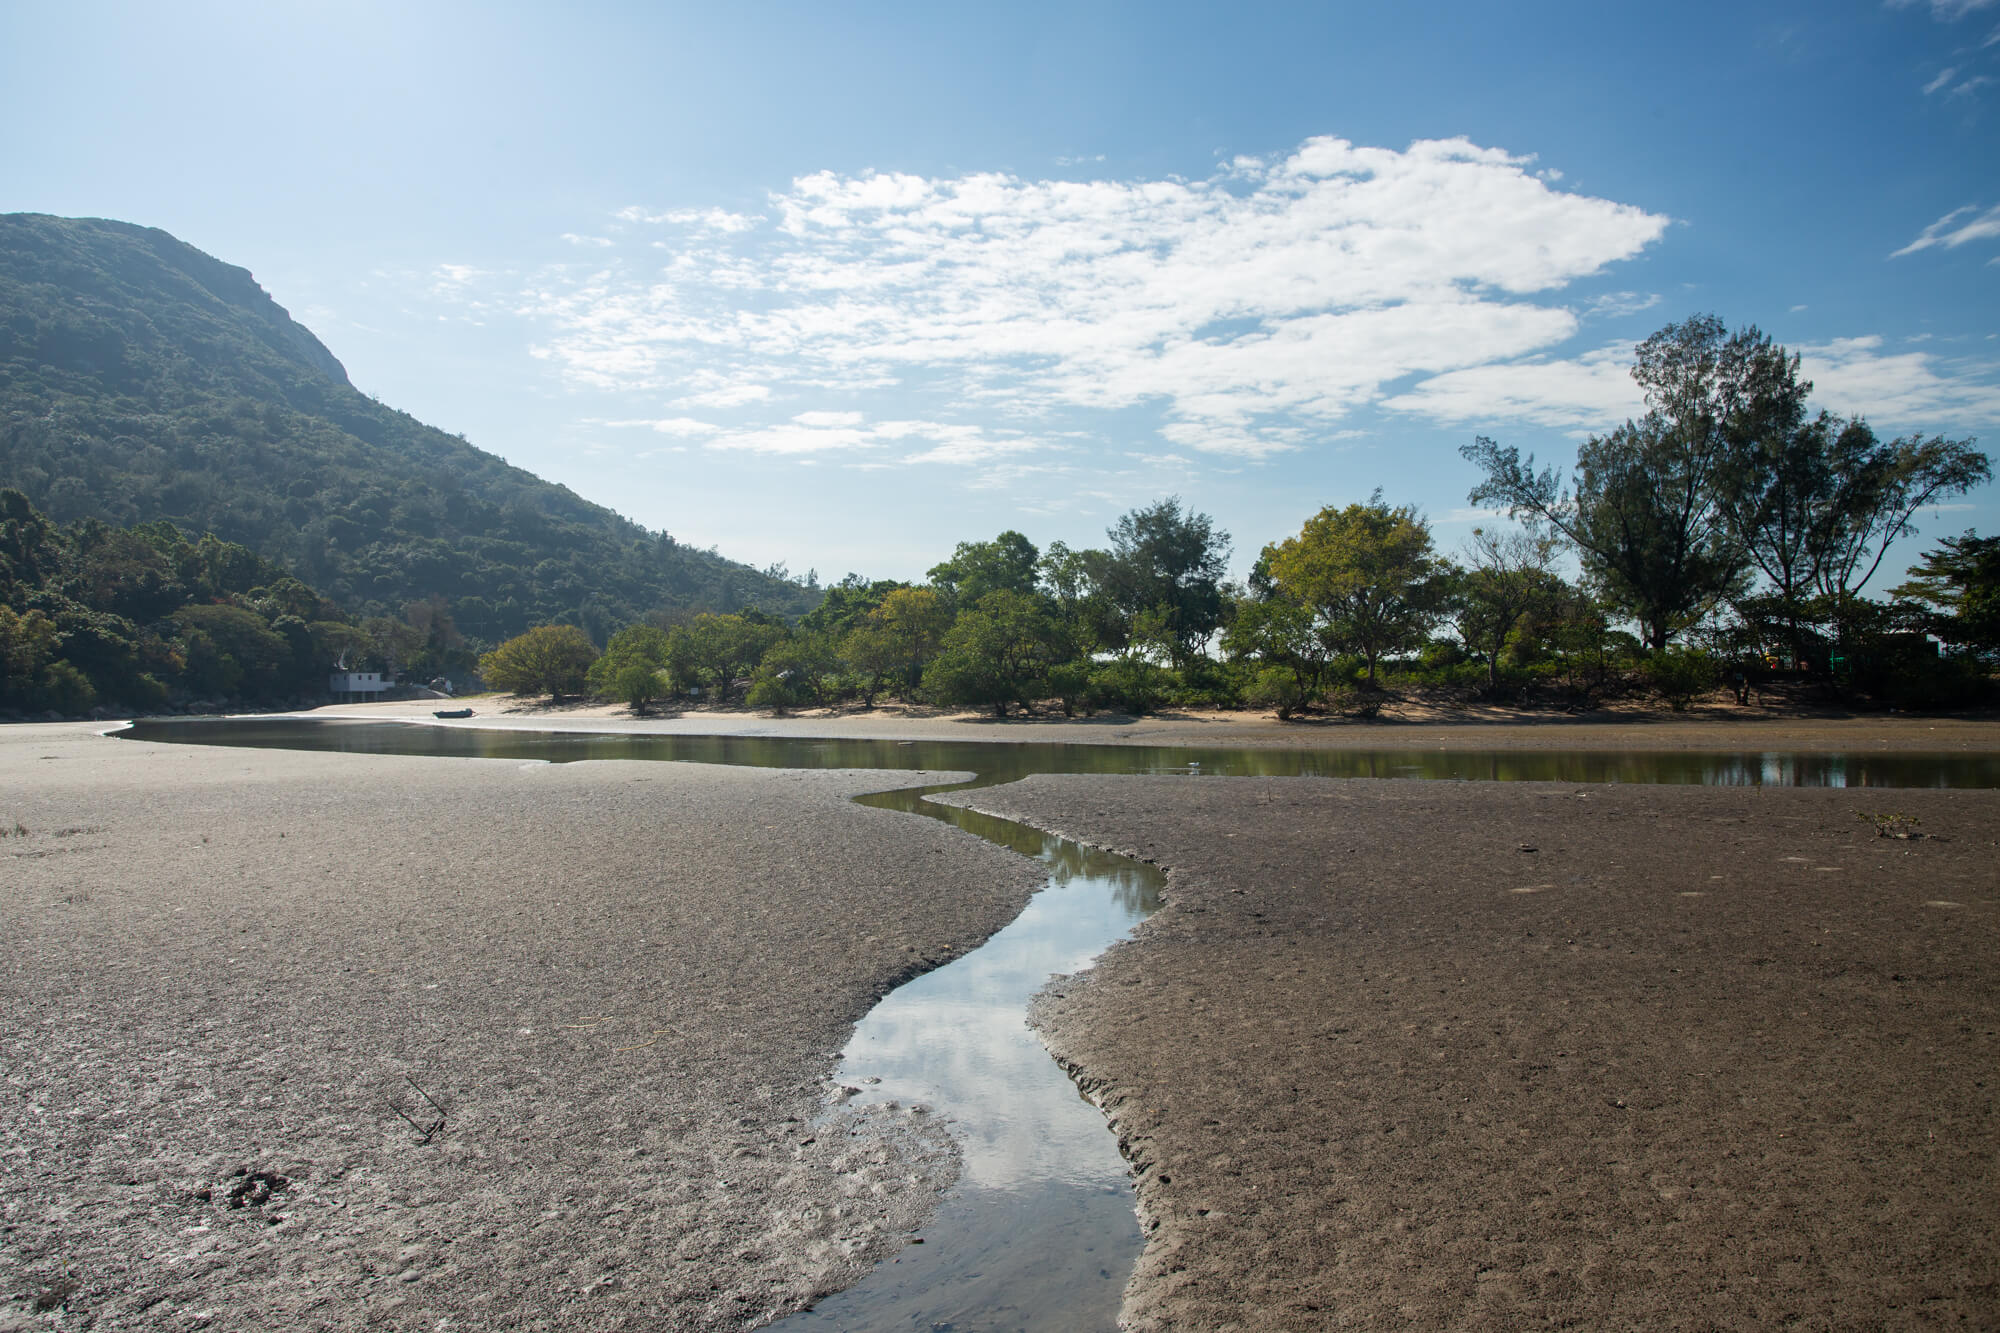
left=116, top=719, right=2000, bottom=1330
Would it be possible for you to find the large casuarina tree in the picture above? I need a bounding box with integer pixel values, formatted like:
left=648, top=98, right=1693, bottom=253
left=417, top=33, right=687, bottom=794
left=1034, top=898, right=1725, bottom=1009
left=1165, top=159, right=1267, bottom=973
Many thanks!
left=1463, top=316, right=1793, bottom=650
left=1466, top=314, right=1989, bottom=654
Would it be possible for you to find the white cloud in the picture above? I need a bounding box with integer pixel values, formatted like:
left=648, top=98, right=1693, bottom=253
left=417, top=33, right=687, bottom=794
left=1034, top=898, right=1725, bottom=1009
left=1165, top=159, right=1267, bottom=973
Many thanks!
left=1890, top=0, right=2000, bottom=18
left=1893, top=202, right=2000, bottom=256
left=692, top=413, right=1046, bottom=464
left=1382, top=342, right=1643, bottom=431
left=521, top=136, right=1671, bottom=455
left=598, top=416, right=720, bottom=436
left=1924, top=65, right=1960, bottom=93
left=1585, top=290, right=1663, bottom=318
left=617, top=205, right=761, bottom=233
left=1800, top=335, right=2000, bottom=428
left=678, top=383, right=774, bottom=408
left=560, top=233, right=614, bottom=248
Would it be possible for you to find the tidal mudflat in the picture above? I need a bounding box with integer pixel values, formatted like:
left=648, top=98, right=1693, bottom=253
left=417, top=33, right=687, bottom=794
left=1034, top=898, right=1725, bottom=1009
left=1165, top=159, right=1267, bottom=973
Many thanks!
left=943, top=773, right=2000, bottom=1330
left=0, top=722, right=1038, bottom=1330
left=6, top=711, right=1999, bottom=1330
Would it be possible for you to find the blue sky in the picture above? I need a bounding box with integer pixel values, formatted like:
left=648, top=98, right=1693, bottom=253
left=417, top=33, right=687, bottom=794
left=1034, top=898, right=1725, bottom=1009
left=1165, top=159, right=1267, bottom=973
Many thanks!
left=5, top=0, right=1998, bottom=587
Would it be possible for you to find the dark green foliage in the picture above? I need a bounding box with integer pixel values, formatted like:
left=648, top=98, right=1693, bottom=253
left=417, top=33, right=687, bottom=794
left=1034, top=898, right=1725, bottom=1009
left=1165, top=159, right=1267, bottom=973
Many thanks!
left=0, top=487, right=367, bottom=714
left=669, top=612, right=784, bottom=706
left=928, top=531, right=1040, bottom=610
left=922, top=589, right=1057, bottom=717
left=0, top=214, right=818, bottom=638
left=1099, top=497, right=1232, bottom=668
left=1087, top=656, right=1174, bottom=716
left=1889, top=531, right=2000, bottom=664
left=1644, top=648, right=1719, bottom=711
left=587, top=624, right=674, bottom=713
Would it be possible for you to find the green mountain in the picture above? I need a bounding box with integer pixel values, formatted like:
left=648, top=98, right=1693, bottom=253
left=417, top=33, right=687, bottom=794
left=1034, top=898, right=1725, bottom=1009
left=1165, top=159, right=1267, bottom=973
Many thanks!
left=0, top=213, right=817, bottom=643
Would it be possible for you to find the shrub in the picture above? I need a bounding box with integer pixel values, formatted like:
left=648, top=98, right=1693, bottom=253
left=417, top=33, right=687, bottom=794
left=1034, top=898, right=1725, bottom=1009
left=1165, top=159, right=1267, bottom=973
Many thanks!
left=1245, top=665, right=1309, bottom=720
left=479, top=624, right=598, bottom=699
left=610, top=663, right=665, bottom=714
left=1046, top=661, right=1092, bottom=717
left=1645, top=647, right=1718, bottom=711
left=746, top=666, right=804, bottom=716
left=1089, top=657, right=1173, bottom=715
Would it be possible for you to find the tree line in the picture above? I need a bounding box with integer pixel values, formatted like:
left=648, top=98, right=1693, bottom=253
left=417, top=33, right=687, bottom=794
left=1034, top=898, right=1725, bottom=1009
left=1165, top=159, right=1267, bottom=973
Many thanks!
left=481, top=316, right=1994, bottom=718
left=0, top=487, right=477, bottom=717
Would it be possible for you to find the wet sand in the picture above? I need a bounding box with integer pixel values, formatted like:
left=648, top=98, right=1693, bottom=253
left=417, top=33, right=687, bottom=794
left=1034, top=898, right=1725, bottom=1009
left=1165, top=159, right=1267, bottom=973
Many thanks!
left=6, top=707, right=1999, bottom=1329
left=941, top=775, right=2000, bottom=1330
left=0, top=723, right=1038, bottom=1330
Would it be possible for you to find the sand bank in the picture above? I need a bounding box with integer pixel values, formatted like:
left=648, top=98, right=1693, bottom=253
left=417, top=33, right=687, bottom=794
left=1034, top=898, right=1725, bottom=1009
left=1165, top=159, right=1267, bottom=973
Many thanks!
left=0, top=723, right=1037, bottom=1330
left=308, top=696, right=2000, bottom=755
left=940, top=774, right=2000, bottom=1330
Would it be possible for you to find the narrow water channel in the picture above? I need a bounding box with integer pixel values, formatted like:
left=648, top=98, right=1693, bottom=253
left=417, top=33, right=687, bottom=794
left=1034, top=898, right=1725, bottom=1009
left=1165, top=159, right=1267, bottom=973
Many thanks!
left=115, top=719, right=2000, bottom=1330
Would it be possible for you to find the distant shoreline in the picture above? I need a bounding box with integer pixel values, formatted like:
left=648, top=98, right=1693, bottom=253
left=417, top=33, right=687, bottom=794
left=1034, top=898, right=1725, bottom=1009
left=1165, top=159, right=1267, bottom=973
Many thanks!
left=291, top=695, right=2000, bottom=754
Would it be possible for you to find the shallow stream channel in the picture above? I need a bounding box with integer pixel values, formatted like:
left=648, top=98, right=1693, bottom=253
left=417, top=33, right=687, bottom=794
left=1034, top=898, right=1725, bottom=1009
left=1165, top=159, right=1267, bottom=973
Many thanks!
left=118, top=719, right=2000, bottom=1330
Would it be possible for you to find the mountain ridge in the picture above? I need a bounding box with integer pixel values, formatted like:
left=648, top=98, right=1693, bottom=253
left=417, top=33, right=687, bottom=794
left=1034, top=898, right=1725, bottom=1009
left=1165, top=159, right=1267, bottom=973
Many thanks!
left=0, top=213, right=816, bottom=641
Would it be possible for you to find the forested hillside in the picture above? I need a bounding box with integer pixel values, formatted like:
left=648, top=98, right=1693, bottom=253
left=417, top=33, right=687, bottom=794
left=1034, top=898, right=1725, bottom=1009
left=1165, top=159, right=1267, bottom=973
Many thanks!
left=0, top=214, right=817, bottom=642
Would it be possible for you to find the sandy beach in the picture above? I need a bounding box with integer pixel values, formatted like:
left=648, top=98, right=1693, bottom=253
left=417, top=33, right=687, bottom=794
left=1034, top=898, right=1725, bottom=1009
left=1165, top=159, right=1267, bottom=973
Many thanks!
left=4, top=704, right=1998, bottom=1329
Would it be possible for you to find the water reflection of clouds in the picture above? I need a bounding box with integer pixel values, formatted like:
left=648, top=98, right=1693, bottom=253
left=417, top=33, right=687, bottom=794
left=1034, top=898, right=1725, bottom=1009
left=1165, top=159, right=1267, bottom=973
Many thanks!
left=835, top=871, right=1144, bottom=1191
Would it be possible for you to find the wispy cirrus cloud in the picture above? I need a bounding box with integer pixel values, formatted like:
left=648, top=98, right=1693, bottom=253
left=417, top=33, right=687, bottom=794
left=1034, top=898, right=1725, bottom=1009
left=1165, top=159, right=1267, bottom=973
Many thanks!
left=516, top=136, right=1672, bottom=459
left=1890, top=0, right=2000, bottom=20
left=600, top=410, right=1047, bottom=463
left=1892, top=202, right=2000, bottom=258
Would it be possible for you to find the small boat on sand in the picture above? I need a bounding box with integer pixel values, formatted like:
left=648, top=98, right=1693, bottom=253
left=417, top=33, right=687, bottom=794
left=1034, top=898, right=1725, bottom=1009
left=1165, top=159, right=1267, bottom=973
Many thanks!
left=433, top=708, right=474, bottom=719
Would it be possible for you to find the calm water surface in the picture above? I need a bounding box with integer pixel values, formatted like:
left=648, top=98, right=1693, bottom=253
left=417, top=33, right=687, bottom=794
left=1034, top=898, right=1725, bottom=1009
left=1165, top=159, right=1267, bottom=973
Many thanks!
left=117, top=719, right=2000, bottom=1330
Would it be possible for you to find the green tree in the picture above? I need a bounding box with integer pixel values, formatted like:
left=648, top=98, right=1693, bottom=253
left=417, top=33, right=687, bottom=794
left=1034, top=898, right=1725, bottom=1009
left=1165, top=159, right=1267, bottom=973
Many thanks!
left=1223, top=593, right=1335, bottom=703
left=1890, top=531, right=2000, bottom=663
left=587, top=623, right=674, bottom=713
left=923, top=589, right=1057, bottom=717
left=479, top=624, right=598, bottom=699
left=1464, top=316, right=1791, bottom=650
left=1262, top=495, right=1446, bottom=684
left=1099, top=497, right=1232, bottom=668
left=751, top=631, right=838, bottom=713
left=861, top=586, right=953, bottom=697
left=928, top=531, right=1039, bottom=610
left=1721, top=410, right=1989, bottom=667
left=669, top=612, right=782, bottom=705
left=1447, top=527, right=1566, bottom=691
left=1035, top=541, right=1116, bottom=662
left=798, top=574, right=904, bottom=637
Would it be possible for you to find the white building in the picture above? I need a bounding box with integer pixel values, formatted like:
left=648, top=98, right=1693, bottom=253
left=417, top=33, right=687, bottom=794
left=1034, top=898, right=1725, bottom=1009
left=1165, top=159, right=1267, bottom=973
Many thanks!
left=329, top=671, right=391, bottom=702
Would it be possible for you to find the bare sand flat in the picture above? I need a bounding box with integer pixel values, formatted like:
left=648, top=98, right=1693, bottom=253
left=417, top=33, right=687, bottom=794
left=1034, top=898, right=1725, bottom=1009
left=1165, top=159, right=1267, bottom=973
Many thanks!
left=0, top=723, right=1037, bottom=1330
left=941, top=774, right=2000, bottom=1331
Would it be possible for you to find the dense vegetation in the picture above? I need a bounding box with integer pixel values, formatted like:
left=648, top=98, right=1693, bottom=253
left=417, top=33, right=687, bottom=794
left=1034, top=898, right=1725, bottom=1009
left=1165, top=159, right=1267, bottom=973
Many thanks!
left=0, top=487, right=457, bottom=716
left=486, top=317, right=1994, bottom=719
left=4, top=222, right=1989, bottom=724
left=0, top=213, right=817, bottom=648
